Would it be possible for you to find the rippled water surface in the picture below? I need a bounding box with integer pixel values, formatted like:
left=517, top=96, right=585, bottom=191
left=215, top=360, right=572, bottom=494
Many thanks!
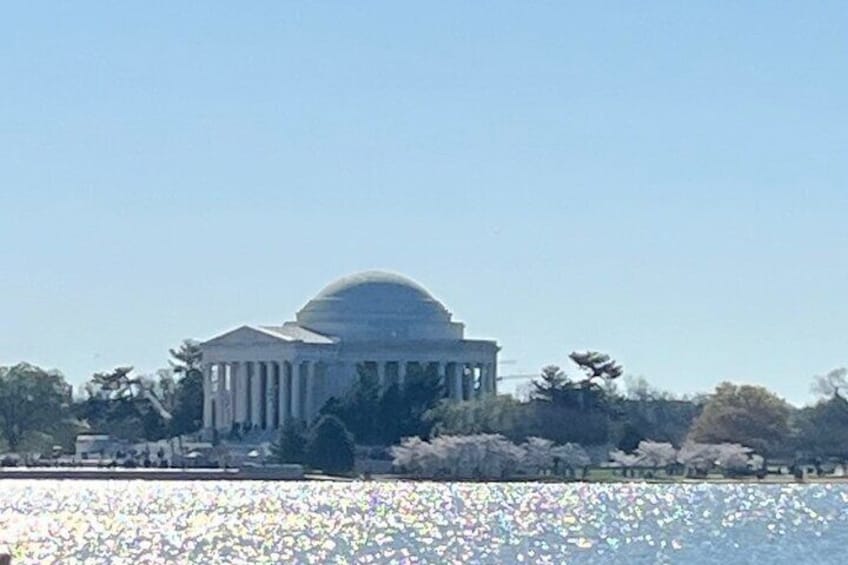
left=1, top=480, right=847, bottom=564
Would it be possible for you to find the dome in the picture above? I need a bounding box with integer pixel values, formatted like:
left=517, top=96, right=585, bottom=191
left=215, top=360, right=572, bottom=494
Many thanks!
left=296, top=271, right=462, bottom=341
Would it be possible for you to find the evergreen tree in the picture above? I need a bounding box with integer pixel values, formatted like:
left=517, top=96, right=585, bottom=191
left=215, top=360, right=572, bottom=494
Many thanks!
left=392, top=362, right=443, bottom=442
left=320, top=364, right=381, bottom=444
left=168, top=339, right=204, bottom=436
left=306, top=415, right=355, bottom=474
left=169, top=369, right=203, bottom=436
left=527, top=352, right=624, bottom=446
left=532, top=365, right=569, bottom=403
left=271, top=420, right=308, bottom=464
left=169, top=339, right=203, bottom=375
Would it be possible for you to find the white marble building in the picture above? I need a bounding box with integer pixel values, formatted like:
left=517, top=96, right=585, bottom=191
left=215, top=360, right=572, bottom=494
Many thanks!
left=200, top=271, right=499, bottom=434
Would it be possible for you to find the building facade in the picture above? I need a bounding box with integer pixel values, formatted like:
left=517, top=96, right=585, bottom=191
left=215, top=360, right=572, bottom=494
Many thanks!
left=200, top=271, right=499, bottom=434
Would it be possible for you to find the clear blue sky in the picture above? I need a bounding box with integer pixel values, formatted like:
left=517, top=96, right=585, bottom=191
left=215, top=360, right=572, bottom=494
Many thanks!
left=1, top=2, right=845, bottom=405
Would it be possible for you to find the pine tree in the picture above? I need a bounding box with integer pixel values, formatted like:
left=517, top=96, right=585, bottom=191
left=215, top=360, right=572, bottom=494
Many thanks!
left=306, top=415, right=355, bottom=474
left=271, top=420, right=308, bottom=464
left=531, top=365, right=569, bottom=403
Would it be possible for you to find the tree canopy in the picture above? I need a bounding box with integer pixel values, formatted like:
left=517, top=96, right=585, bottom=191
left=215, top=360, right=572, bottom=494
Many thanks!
left=169, top=339, right=203, bottom=375
left=0, top=363, right=73, bottom=451
left=527, top=352, right=623, bottom=445
left=306, top=415, right=355, bottom=474
left=271, top=420, right=308, bottom=464
left=320, top=363, right=444, bottom=445
left=689, top=382, right=791, bottom=457
left=74, top=340, right=204, bottom=441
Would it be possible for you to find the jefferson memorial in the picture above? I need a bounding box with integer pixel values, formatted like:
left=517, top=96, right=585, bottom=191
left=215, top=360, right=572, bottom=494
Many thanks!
left=200, top=271, right=500, bottom=434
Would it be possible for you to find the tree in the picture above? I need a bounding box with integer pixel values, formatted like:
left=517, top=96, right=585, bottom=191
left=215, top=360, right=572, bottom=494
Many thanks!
left=550, top=443, right=591, bottom=477
left=527, top=352, right=624, bottom=446
left=169, top=339, right=203, bottom=375
left=532, top=352, right=623, bottom=412
left=271, top=420, right=308, bottom=464
left=532, top=365, right=569, bottom=403
left=76, top=366, right=177, bottom=441
left=167, top=339, right=204, bottom=436
left=169, top=369, right=203, bottom=437
left=0, top=363, right=72, bottom=452
left=568, top=351, right=623, bottom=413
left=320, top=364, right=381, bottom=444
left=688, top=382, right=791, bottom=457
left=306, top=415, right=355, bottom=474
left=321, top=362, right=444, bottom=445
left=391, top=434, right=587, bottom=480
left=522, top=437, right=555, bottom=475
left=425, top=395, right=531, bottom=442
left=792, top=396, right=848, bottom=460
left=614, top=381, right=700, bottom=450
left=391, top=434, right=525, bottom=479
left=812, top=368, right=848, bottom=401
left=676, top=441, right=756, bottom=476
left=634, top=440, right=677, bottom=468
left=570, top=351, right=624, bottom=385
left=390, top=362, right=444, bottom=442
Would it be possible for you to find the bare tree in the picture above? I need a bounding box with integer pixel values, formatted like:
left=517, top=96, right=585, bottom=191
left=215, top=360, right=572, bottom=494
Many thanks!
left=812, top=368, right=848, bottom=400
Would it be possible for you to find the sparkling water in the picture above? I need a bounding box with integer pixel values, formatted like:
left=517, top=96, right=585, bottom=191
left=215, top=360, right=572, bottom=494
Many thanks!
left=1, top=480, right=846, bottom=563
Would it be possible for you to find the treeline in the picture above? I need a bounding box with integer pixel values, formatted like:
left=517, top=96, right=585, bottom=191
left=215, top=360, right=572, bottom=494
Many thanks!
left=312, top=353, right=848, bottom=465
left=3, top=344, right=848, bottom=468
left=0, top=340, right=204, bottom=453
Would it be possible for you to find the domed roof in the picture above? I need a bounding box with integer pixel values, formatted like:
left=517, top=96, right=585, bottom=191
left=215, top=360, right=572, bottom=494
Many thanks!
left=296, top=271, right=462, bottom=341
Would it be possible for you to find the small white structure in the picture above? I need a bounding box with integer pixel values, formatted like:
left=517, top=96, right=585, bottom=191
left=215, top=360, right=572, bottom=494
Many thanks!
left=75, top=434, right=127, bottom=460
left=200, top=271, right=499, bottom=434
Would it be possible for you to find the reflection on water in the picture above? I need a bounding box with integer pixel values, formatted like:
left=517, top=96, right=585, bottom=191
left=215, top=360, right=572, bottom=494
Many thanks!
left=1, top=481, right=846, bottom=564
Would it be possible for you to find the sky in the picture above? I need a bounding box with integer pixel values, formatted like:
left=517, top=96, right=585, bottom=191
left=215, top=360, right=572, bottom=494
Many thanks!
left=1, top=2, right=846, bottom=405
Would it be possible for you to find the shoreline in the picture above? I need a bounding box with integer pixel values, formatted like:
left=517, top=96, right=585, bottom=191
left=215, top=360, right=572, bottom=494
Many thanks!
left=2, top=467, right=847, bottom=484
left=0, top=467, right=307, bottom=481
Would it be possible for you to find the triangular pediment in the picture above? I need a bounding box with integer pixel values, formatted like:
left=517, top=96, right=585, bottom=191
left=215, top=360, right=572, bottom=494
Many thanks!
left=202, top=325, right=292, bottom=347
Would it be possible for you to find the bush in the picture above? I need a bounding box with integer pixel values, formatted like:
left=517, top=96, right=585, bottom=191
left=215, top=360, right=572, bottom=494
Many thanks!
left=306, top=416, right=355, bottom=474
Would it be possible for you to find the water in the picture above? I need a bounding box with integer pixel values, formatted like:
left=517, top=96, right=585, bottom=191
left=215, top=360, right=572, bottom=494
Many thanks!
left=0, top=480, right=846, bottom=564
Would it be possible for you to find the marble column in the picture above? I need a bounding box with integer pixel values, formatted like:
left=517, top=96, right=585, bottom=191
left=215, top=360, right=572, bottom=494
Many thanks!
left=453, top=362, right=464, bottom=401
left=376, top=362, right=385, bottom=389
left=217, top=363, right=230, bottom=429
left=212, top=364, right=222, bottom=428
left=285, top=362, right=294, bottom=423
left=398, top=361, right=407, bottom=388
left=265, top=362, right=276, bottom=430
left=278, top=361, right=288, bottom=427
left=202, top=363, right=213, bottom=429
left=250, top=362, right=263, bottom=429
left=291, top=360, right=302, bottom=422
left=486, top=363, right=496, bottom=395
left=232, top=362, right=246, bottom=425
left=304, top=362, right=314, bottom=424
left=245, top=362, right=254, bottom=425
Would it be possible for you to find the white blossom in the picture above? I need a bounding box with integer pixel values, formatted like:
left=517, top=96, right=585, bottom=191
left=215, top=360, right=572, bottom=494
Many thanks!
left=391, top=434, right=585, bottom=479
left=609, top=449, right=640, bottom=468
left=551, top=443, right=590, bottom=470
left=634, top=441, right=676, bottom=468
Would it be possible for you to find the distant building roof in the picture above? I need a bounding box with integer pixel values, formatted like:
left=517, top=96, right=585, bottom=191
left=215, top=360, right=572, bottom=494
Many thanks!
left=257, top=323, right=337, bottom=344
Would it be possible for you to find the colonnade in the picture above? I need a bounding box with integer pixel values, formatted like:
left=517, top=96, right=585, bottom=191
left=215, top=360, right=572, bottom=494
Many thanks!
left=203, top=359, right=313, bottom=433
left=203, top=359, right=497, bottom=432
